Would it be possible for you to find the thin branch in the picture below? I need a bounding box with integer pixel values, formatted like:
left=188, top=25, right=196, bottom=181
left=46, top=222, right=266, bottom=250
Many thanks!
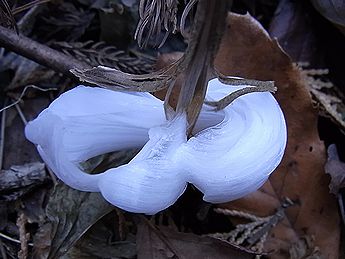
left=0, top=85, right=56, bottom=114
left=14, top=103, right=27, bottom=125
left=205, top=82, right=276, bottom=111
left=175, top=0, right=231, bottom=132
left=0, top=232, right=33, bottom=246
left=0, top=25, right=90, bottom=76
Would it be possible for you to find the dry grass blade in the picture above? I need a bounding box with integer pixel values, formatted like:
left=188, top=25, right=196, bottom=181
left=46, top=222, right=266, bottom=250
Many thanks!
left=12, top=0, right=51, bottom=15
left=0, top=0, right=17, bottom=31
left=180, top=0, right=198, bottom=38
left=135, top=0, right=179, bottom=47
left=71, top=62, right=179, bottom=92
left=0, top=85, right=57, bottom=114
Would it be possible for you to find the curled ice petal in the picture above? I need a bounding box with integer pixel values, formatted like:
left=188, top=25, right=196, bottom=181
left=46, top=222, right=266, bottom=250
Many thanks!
left=181, top=79, right=287, bottom=202
left=99, top=115, right=188, bottom=214
left=25, top=86, right=166, bottom=192
left=25, top=79, right=287, bottom=214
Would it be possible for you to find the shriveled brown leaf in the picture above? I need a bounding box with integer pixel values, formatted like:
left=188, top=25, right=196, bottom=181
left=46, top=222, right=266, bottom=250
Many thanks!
left=214, top=13, right=340, bottom=258
left=325, top=144, right=345, bottom=194
left=136, top=217, right=256, bottom=259
left=64, top=212, right=136, bottom=259
left=32, top=183, right=114, bottom=259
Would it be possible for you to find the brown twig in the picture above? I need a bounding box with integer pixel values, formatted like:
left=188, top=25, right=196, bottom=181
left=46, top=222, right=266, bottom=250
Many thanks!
left=0, top=25, right=90, bottom=77
left=16, top=212, right=29, bottom=259
left=175, top=0, right=230, bottom=132
left=0, top=85, right=57, bottom=114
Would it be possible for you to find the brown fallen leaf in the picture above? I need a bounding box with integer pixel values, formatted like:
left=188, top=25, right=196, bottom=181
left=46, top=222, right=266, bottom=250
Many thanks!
left=136, top=216, right=256, bottom=259
left=325, top=144, right=345, bottom=227
left=64, top=212, right=136, bottom=259
left=214, top=13, right=340, bottom=258
left=32, top=183, right=114, bottom=259
left=270, top=0, right=345, bottom=133
left=325, top=144, right=345, bottom=195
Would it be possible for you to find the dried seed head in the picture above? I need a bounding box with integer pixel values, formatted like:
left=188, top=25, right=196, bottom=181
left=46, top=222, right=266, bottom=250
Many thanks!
left=135, top=0, right=179, bottom=48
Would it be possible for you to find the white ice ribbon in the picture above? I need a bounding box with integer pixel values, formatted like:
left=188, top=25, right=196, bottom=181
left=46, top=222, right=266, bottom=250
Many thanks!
left=25, top=79, right=287, bottom=214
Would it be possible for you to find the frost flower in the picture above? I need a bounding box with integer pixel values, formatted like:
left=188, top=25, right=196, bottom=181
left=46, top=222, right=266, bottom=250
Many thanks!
left=25, top=79, right=287, bottom=214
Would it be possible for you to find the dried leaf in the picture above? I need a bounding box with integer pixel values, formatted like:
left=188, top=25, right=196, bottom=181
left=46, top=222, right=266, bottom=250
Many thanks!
left=325, top=144, right=345, bottom=194
left=308, top=83, right=345, bottom=132
left=270, top=0, right=345, bottom=132
left=213, top=13, right=340, bottom=258
left=4, top=98, right=49, bottom=169
left=289, top=236, right=323, bottom=259
left=32, top=183, right=114, bottom=259
left=21, top=186, right=49, bottom=224
left=269, top=0, right=319, bottom=63
left=64, top=213, right=136, bottom=259
left=99, top=4, right=136, bottom=49
left=0, top=162, right=46, bottom=192
left=136, top=217, right=256, bottom=259
left=39, top=2, right=94, bottom=41
left=311, top=0, right=345, bottom=35
left=0, top=203, right=8, bottom=230
left=0, top=53, right=57, bottom=90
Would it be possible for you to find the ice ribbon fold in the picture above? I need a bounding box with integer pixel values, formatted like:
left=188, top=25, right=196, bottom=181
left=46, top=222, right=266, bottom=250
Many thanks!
left=25, top=79, right=287, bottom=214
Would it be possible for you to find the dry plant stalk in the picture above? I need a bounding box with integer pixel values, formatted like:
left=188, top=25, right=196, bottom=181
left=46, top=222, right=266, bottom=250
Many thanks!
left=72, top=0, right=276, bottom=134
left=0, top=0, right=17, bottom=31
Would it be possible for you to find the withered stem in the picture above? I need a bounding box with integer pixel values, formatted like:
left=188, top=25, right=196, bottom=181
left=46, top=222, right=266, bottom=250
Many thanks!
left=0, top=26, right=90, bottom=76
left=175, top=0, right=231, bottom=132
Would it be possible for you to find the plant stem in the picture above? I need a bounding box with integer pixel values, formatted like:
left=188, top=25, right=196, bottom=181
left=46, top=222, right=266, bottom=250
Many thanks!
left=175, top=0, right=231, bottom=132
left=0, top=26, right=90, bottom=77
